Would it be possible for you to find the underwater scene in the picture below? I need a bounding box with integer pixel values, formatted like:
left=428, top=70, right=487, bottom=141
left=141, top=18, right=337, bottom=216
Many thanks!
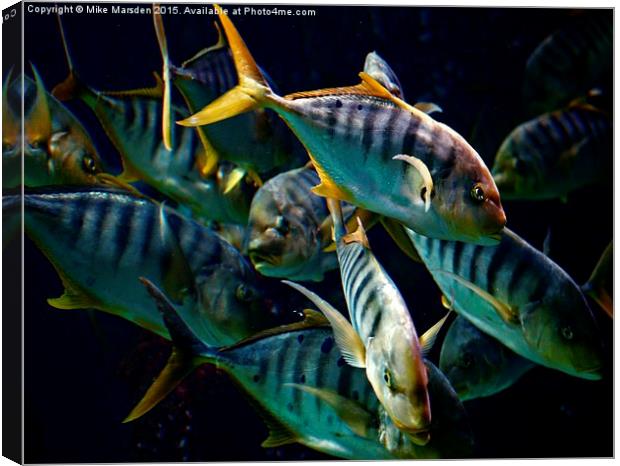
left=5, top=2, right=613, bottom=462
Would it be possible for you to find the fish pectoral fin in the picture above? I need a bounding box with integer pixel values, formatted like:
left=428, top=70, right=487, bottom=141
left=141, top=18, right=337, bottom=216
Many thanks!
left=322, top=242, right=337, bottom=253
left=419, top=311, right=451, bottom=356
left=434, top=270, right=520, bottom=325
left=282, top=281, right=366, bottom=368
left=222, top=167, right=247, bottom=194
left=393, top=154, right=434, bottom=212
left=414, top=102, right=443, bottom=115
left=47, top=289, right=100, bottom=310
left=95, top=173, right=144, bottom=197
left=123, top=347, right=200, bottom=423
left=342, top=217, right=370, bottom=249
left=308, top=155, right=351, bottom=202
left=380, top=216, right=422, bottom=262
left=285, top=384, right=374, bottom=438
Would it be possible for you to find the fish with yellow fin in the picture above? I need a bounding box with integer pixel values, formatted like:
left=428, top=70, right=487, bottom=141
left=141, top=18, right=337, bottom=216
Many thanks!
left=178, top=7, right=506, bottom=245
left=6, top=187, right=278, bottom=345
left=284, top=199, right=449, bottom=445
left=406, top=227, right=604, bottom=380
left=3, top=69, right=114, bottom=189
left=124, top=278, right=473, bottom=459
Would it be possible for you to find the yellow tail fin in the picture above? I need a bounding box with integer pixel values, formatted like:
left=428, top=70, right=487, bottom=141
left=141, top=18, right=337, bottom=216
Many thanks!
left=177, top=4, right=272, bottom=127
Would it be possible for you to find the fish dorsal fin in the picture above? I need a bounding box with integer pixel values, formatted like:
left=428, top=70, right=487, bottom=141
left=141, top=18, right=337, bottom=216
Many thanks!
left=284, top=83, right=380, bottom=100
left=419, top=311, right=451, bottom=356
left=582, top=241, right=613, bottom=318
left=282, top=281, right=366, bottom=368
left=342, top=216, right=370, bottom=249
left=181, top=21, right=228, bottom=69
left=27, top=65, right=52, bottom=143
left=2, top=69, right=19, bottom=141
left=414, top=102, right=443, bottom=115
left=152, top=7, right=172, bottom=150
left=220, top=309, right=330, bottom=352
left=434, top=270, right=520, bottom=325
left=284, top=384, right=374, bottom=438
left=102, top=72, right=163, bottom=99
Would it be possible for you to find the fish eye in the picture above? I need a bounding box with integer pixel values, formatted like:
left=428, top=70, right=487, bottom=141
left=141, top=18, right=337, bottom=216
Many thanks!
left=383, top=368, right=394, bottom=390
left=82, top=155, right=98, bottom=174
left=235, top=284, right=254, bottom=302
left=470, top=184, right=485, bottom=203
left=275, top=216, right=289, bottom=234
left=561, top=326, right=574, bottom=340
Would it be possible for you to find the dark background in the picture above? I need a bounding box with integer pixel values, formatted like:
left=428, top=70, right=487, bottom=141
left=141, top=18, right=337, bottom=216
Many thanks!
left=16, top=3, right=613, bottom=462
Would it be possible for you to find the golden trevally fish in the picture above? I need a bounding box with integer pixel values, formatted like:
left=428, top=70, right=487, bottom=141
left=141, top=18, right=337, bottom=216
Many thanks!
left=178, top=7, right=506, bottom=245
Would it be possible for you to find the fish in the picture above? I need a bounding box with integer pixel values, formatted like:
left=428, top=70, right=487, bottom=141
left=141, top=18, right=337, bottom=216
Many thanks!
left=153, top=11, right=301, bottom=182
left=178, top=8, right=506, bottom=245
left=492, top=100, right=611, bottom=201
left=439, top=315, right=535, bottom=401
left=523, top=14, right=612, bottom=116
left=284, top=200, right=449, bottom=445
left=406, top=227, right=604, bottom=380
left=582, top=241, right=613, bottom=318
left=246, top=166, right=360, bottom=282
left=7, top=187, right=278, bottom=345
left=127, top=280, right=473, bottom=459
left=3, top=69, right=111, bottom=189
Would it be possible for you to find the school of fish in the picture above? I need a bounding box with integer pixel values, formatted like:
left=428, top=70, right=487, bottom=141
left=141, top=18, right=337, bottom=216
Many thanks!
left=4, top=5, right=612, bottom=461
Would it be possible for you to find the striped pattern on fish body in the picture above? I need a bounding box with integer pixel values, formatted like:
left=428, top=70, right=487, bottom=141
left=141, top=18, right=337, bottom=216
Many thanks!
left=178, top=11, right=505, bottom=244
left=197, top=327, right=472, bottom=459
left=407, top=227, right=603, bottom=380
left=247, top=166, right=339, bottom=281
left=15, top=188, right=271, bottom=345
left=493, top=103, right=611, bottom=200
left=439, top=315, right=535, bottom=401
left=524, top=14, right=612, bottom=115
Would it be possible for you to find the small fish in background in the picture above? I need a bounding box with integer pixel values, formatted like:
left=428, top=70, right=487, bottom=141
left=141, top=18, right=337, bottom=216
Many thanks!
left=3, top=69, right=110, bottom=189
left=285, top=200, right=449, bottom=445
left=178, top=9, right=506, bottom=245
left=582, top=241, right=613, bottom=318
left=439, top=315, right=535, bottom=401
left=153, top=12, right=302, bottom=184
left=406, top=227, right=604, bottom=381
left=492, top=98, right=611, bottom=201
left=523, top=14, right=612, bottom=116
left=246, top=166, right=359, bottom=282
left=6, top=187, right=279, bottom=346
left=126, top=283, right=473, bottom=459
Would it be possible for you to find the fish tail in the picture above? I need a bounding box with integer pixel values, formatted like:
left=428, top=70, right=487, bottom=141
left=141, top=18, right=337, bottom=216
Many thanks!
left=123, top=277, right=216, bottom=422
left=177, top=5, right=276, bottom=128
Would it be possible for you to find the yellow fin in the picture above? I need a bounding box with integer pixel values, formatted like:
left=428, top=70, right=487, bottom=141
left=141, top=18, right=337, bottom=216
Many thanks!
left=102, top=73, right=163, bottom=99
left=435, top=270, right=520, bottom=325
left=123, top=348, right=200, bottom=423
left=380, top=216, right=422, bottom=262
left=222, top=167, right=246, bottom=194
left=309, top=159, right=351, bottom=202
left=440, top=294, right=452, bottom=310
left=419, top=311, right=451, bottom=356
left=27, top=65, right=52, bottom=143
left=47, top=289, right=101, bottom=310
left=285, top=384, right=374, bottom=438
left=194, top=127, right=220, bottom=177
left=152, top=7, right=172, bottom=151
left=177, top=5, right=271, bottom=127
left=342, top=217, right=370, bottom=249
left=322, top=242, right=337, bottom=253
left=393, top=154, right=434, bottom=212
left=282, top=280, right=366, bottom=368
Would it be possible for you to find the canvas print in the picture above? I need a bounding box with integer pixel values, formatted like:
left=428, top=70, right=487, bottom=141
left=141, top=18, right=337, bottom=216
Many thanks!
left=2, top=2, right=613, bottom=462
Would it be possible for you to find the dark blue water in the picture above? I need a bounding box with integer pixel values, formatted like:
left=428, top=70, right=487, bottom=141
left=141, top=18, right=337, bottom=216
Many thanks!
left=18, top=4, right=612, bottom=462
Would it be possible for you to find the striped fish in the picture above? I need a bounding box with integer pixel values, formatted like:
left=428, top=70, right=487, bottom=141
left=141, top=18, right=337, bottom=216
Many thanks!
left=523, top=13, right=612, bottom=115
left=284, top=200, right=449, bottom=445
left=406, top=227, right=603, bottom=380
left=178, top=9, right=506, bottom=245
left=3, top=70, right=109, bottom=189
left=128, top=283, right=473, bottom=459
left=53, top=74, right=257, bottom=225
left=153, top=13, right=300, bottom=178
left=9, top=187, right=277, bottom=345
left=492, top=100, right=611, bottom=201
left=247, top=166, right=356, bottom=282
left=439, top=315, right=535, bottom=401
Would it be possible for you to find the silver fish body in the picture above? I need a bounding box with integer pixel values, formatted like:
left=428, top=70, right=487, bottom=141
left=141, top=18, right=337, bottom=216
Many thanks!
left=440, top=315, right=535, bottom=401
left=407, top=227, right=603, bottom=380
